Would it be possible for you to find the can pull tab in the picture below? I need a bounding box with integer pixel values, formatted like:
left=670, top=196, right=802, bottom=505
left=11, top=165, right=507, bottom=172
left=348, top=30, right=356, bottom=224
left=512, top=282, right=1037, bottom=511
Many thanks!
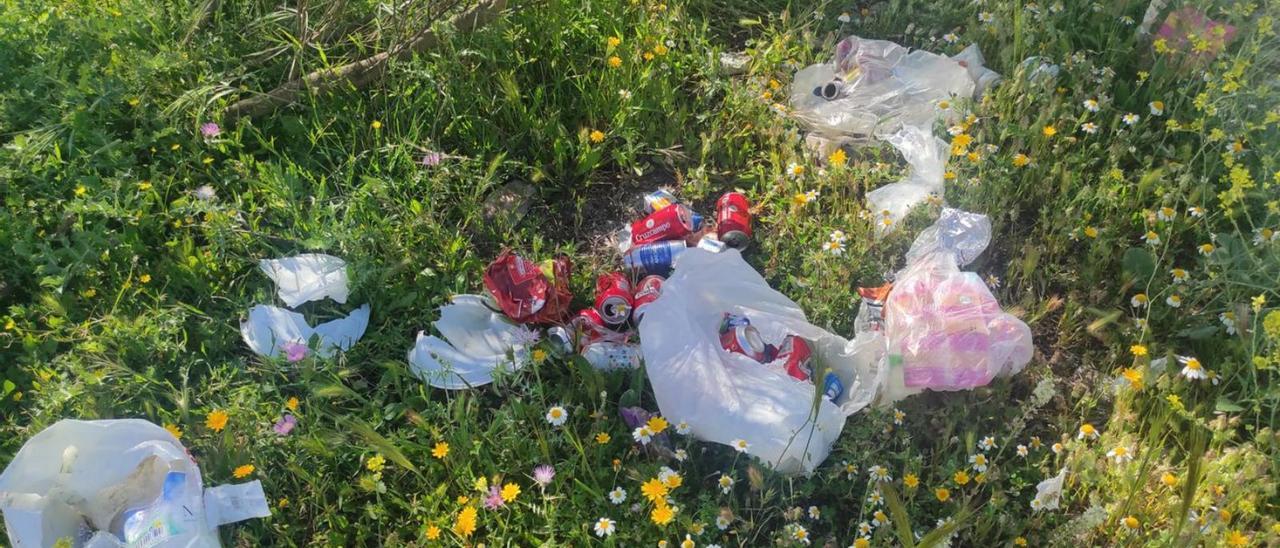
left=204, top=480, right=271, bottom=528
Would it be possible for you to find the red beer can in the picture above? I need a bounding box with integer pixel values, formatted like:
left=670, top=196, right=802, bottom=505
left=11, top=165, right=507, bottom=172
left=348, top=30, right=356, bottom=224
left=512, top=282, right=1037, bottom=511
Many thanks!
left=594, top=272, right=634, bottom=326
left=631, top=275, right=664, bottom=324
left=631, top=204, right=697, bottom=246
left=775, top=335, right=814, bottom=381
left=572, top=307, right=612, bottom=344
left=716, top=192, right=752, bottom=249
left=721, top=324, right=767, bottom=362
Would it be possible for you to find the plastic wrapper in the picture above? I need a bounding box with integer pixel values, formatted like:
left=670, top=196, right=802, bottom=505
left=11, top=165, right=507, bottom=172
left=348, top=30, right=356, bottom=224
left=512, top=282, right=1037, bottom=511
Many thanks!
left=240, top=304, right=370, bottom=359
left=259, top=254, right=349, bottom=307
left=0, top=419, right=269, bottom=548
left=482, top=251, right=574, bottom=324
left=856, top=209, right=1032, bottom=402
left=639, top=249, right=879, bottom=474
left=789, top=35, right=996, bottom=140
left=865, top=126, right=948, bottom=234
left=407, top=294, right=532, bottom=389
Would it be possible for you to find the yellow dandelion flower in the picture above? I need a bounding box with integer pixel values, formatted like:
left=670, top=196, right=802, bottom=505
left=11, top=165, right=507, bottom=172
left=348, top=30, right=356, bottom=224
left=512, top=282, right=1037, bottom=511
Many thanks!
left=606, top=36, right=621, bottom=48
left=370, top=120, right=382, bottom=130
left=163, top=423, right=183, bottom=439
left=589, top=130, right=606, bottom=143
left=286, top=397, right=299, bottom=411
left=205, top=410, right=228, bottom=432
left=608, top=56, right=622, bottom=68
left=653, top=43, right=669, bottom=56
left=432, top=442, right=449, bottom=459
left=139, top=274, right=152, bottom=284
left=953, top=471, right=970, bottom=486
left=453, top=506, right=477, bottom=537
left=1012, top=153, right=1030, bottom=167
left=366, top=454, right=386, bottom=473
left=646, top=416, right=669, bottom=434
left=1042, top=125, right=1057, bottom=137
left=595, top=432, right=611, bottom=444
left=641, top=478, right=669, bottom=502
left=651, top=503, right=675, bottom=526
left=425, top=524, right=441, bottom=540
left=500, top=482, right=520, bottom=503
left=233, top=464, right=255, bottom=478
left=1160, top=472, right=1177, bottom=487
left=828, top=148, right=847, bottom=166
left=903, top=474, right=919, bottom=489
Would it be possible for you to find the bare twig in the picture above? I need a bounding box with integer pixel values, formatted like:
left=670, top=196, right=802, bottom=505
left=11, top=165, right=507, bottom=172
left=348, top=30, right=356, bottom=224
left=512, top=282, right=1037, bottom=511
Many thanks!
left=222, top=0, right=505, bottom=122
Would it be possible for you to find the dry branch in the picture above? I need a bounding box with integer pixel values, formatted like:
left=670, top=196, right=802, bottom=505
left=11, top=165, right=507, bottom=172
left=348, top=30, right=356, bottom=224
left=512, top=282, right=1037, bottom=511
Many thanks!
left=223, top=0, right=506, bottom=122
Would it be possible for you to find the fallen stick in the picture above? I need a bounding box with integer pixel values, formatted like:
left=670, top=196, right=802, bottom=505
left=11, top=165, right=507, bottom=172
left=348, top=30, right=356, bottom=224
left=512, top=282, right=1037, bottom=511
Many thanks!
left=223, top=0, right=507, bottom=122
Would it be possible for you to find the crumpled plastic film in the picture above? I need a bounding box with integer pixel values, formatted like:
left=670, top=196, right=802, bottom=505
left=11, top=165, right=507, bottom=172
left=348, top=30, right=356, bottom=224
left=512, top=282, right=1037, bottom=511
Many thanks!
left=407, top=294, right=531, bottom=389
left=865, top=126, right=949, bottom=234
left=240, top=304, right=370, bottom=358
left=789, top=35, right=996, bottom=140
left=259, top=254, right=350, bottom=307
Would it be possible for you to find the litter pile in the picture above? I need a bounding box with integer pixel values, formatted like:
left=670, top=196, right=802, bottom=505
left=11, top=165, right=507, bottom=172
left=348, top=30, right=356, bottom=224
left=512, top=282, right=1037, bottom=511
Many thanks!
left=0, top=419, right=269, bottom=547
left=240, top=254, right=370, bottom=359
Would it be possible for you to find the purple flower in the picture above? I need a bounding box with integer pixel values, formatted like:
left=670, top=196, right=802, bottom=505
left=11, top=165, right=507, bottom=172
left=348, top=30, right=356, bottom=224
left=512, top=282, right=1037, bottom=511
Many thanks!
left=273, top=414, right=297, bottom=436
left=200, top=122, right=221, bottom=139
left=283, top=341, right=309, bottom=362
left=193, top=185, right=217, bottom=201
left=483, top=485, right=505, bottom=509
left=421, top=151, right=442, bottom=167
left=533, top=464, right=555, bottom=487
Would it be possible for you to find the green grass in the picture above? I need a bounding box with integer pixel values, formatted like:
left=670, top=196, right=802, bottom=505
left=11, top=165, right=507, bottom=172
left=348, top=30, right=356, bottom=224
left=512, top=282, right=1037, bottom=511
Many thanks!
left=2, top=0, right=1279, bottom=545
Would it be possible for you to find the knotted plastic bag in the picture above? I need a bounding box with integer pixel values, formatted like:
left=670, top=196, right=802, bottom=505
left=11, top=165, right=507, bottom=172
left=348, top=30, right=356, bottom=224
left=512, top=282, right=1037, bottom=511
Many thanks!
left=639, top=249, right=879, bottom=474
left=0, top=419, right=270, bottom=548
left=874, top=209, right=1033, bottom=400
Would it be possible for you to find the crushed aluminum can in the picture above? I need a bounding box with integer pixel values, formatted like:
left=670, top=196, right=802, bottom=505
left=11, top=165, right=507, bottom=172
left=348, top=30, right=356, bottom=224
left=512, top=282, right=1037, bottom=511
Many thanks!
left=643, top=189, right=679, bottom=214
left=623, top=241, right=686, bottom=275
left=822, top=371, right=844, bottom=401
left=696, top=234, right=727, bottom=253
left=719, top=312, right=752, bottom=332
left=594, top=272, right=634, bottom=326
left=546, top=326, right=575, bottom=355
left=775, top=335, right=814, bottom=381
left=631, top=204, right=698, bottom=246
left=720, top=324, right=767, bottom=362
left=631, top=275, right=664, bottom=324
left=715, top=192, right=752, bottom=249
left=572, top=307, right=615, bottom=344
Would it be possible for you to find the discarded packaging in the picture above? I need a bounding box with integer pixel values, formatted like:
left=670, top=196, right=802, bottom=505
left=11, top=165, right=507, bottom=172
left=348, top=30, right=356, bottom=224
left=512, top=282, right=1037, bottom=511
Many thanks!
left=244, top=254, right=370, bottom=358
left=407, top=294, right=533, bottom=389
left=865, top=126, right=948, bottom=234
left=631, top=204, right=701, bottom=246
left=623, top=241, right=686, bottom=275
left=483, top=251, right=573, bottom=324
left=581, top=341, right=642, bottom=370
left=594, top=272, right=634, bottom=326
left=630, top=275, right=665, bottom=324
left=715, top=192, right=752, bottom=249
left=0, top=419, right=270, bottom=548
left=789, top=35, right=998, bottom=140
left=259, top=254, right=350, bottom=307
left=639, top=248, right=879, bottom=474
left=856, top=208, right=1033, bottom=402
left=241, top=304, right=370, bottom=358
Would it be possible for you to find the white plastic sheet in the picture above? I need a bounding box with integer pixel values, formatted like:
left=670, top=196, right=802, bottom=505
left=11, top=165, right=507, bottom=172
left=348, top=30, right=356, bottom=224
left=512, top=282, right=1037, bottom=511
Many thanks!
left=639, top=249, right=879, bottom=474
left=0, top=419, right=269, bottom=548
left=240, top=304, right=370, bottom=359
left=259, top=254, right=350, bottom=308
left=407, top=295, right=531, bottom=389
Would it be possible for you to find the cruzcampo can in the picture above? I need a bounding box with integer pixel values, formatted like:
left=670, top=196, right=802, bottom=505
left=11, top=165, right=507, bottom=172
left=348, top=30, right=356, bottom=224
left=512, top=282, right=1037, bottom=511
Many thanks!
left=715, top=192, right=752, bottom=249
left=631, top=203, right=697, bottom=246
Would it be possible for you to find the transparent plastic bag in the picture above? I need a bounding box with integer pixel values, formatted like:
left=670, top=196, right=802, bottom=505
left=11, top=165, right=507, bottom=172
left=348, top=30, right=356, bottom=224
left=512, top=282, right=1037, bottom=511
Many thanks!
left=0, top=420, right=269, bottom=548
left=789, top=35, right=993, bottom=140
left=638, top=249, right=879, bottom=474
left=407, top=294, right=532, bottom=389
left=865, top=126, right=948, bottom=234
left=865, top=209, right=1032, bottom=400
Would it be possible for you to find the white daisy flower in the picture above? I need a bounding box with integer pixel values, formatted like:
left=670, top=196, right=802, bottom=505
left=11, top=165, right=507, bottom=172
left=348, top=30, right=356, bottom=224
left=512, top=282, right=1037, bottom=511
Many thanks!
left=1083, top=98, right=1100, bottom=112
left=866, top=489, right=883, bottom=505
left=716, top=514, right=732, bottom=530
left=593, top=517, right=616, bottom=537
left=546, top=405, right=568, bottom=426
left=822, top=239, right=846, bottom=256
left=1078, top=423, right=1099, bottom=440
left=1187, top=206, right=1205, bottom=218
left=943, top=32, right=959, bottom=43
left=947, top=125, right=965, bottom=136
left=868, top=465, right=891, bottom=482
left=608, top=486, right=627, bottom=504
left=1106, top=445, right=1134, bottom=464
left=969, top=453, right=989, bottom=472
left=1080, top=122, right=1098, bottom=134
left=857, top=522, right=873, bottom=536
left=786, top=162, right=806, bottom=178
left=1254, top=227, right=1277, bottom=245
left=1198, top=243, right=1215, bottom=256
left=1016, top=444, right=1029, bottom=457
left=675, top=420, right=691, bottom=435
left=1142, top=230, right=1161, bottom=246
left=632, top=425, right=652, bottom=444
left=893, top=408, right=905, bottom=425
left=730, top=438, right=750, bottom=452
left=1156, top=206, right=1176, bottom=221
left=1219, top=311, right=1237, bottom=335
left=1149, top=101, right=1164, bottom=115
left=1122, top=113, right=1140, bottom=125
left=871, top=510, right=890, bottom=527
left=837, top=12, right=851, bottom=23
left=1178, top=356, right=1207, bottom=380
left=1166, top=294, right=1182, bottom=308
left=791, top=524, right=811, bottom=545
left=718, top=474, right=734, bottom=494
left=808, top=505, right=821, bottom=520
left=1052, top=442, right=1064, bottom=454
left=674, top=448, right=688, bottom=461
left=978, top=436, right=997, bottom=451
left=842, top=461, right=858, bottom=480
left=1131, top=293, right=1149, bottom=307
left=1171, top=268, right=1188, bottom=283
left=978, top=11, right=994, bottom=23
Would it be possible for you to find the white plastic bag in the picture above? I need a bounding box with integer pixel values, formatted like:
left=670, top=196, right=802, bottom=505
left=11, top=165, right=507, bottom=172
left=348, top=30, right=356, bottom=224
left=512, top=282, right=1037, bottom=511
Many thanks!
left=857, top=209, right=1033, bottom=403
left=0, top=419, right=270, bottom=548
left=240, top=304, right=370, bottom=359
left=407, top=295, right=531, bottom=389
left=639, top=249, right=879, bottom=474
left=258, top=254, right=349, bottom=307
left=865, top=126, right=949, bottom=234
left=789, top=35, right=994, bottom=140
